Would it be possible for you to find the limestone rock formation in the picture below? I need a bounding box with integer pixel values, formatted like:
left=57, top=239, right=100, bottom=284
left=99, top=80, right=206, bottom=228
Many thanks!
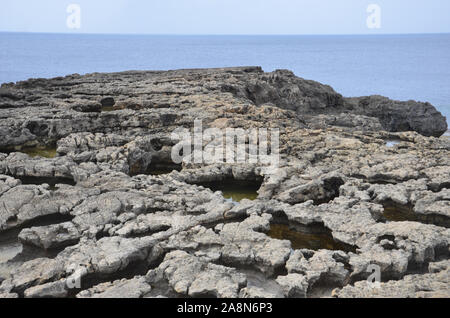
left=0, top=67, right=448, bottom=298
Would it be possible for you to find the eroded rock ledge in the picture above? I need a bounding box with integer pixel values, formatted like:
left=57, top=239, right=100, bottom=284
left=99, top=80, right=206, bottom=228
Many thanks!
left=0, top=67, right=448, bottom=298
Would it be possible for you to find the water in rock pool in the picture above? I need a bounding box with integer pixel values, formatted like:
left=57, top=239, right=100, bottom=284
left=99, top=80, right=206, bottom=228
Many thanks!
left=268, top=223, right=356, bottom=252
left=1, top=145, right=58, bottom=158
left=222, top=188, right=258, bottom=203
left=24, top=145, right=57, bottom=158
left=21, top=145, right=57, bottom=158
left=383, top=204, right=418, bottom=222
left=101, top=106, right=117, bottom=112
left=382, top=202, right=450, bottom=228
left=198, top=180, right=260, bottom=203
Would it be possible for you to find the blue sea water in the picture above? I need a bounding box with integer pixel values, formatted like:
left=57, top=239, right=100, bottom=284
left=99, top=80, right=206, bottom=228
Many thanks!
left=0, top=32, right=449, bottom=125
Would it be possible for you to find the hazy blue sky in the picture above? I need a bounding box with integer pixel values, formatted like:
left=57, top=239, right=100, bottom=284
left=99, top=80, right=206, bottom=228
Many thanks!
left=1, top=0, right=450, bottom=35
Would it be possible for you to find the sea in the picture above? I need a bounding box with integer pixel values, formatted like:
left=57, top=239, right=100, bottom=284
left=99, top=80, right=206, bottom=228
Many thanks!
left=0, top=32, right=449, bottom=127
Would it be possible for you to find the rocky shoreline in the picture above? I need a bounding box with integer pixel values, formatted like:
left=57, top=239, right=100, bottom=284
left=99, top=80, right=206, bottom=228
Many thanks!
left=0, top=67, right=448, bottom=298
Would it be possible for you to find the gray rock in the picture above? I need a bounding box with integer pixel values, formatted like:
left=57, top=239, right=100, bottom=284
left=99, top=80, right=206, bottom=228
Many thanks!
left=19, top=222, right=81, bottom=250
left=76, top=277, right=151, bottom=298
left=148, top=250, right=247, bottom=298
left=0, top=67, right=448, bottom=298
left=333, top=260, right=450, bottom=298
left=276, top=274, right=309, bottom=298
left=24, top=279, right=68, bottom=298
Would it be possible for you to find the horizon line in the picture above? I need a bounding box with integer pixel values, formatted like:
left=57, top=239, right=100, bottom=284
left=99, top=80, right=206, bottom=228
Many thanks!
left=1, top=30, right=450, bottom=37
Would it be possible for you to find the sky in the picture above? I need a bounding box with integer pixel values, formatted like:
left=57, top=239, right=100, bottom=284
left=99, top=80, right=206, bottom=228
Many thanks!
left=1, top=0, right=450, bottom=35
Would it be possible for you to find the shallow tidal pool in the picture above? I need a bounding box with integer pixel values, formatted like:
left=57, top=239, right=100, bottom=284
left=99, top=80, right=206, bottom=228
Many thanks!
left=1, top=144, right=58, bottom=158
left=199, top=180, right=260, bottom=203
left=268, top=223, right=357, bottom=252
left=22, top=145, right=57, bottom=158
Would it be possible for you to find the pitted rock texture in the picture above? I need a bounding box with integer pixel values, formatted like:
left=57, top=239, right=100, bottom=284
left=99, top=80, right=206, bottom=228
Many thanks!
left=332, top=260, right=450, bottom=298
left=0, top=67, right=449, bottom=298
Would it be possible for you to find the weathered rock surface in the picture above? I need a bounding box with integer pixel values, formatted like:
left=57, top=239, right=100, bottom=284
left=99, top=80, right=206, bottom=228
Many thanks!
left=76, top=277, right=151, bottom=298
left=0, top=67, right=448, bottom=298
left=332, top=260, right=450, bottom=298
